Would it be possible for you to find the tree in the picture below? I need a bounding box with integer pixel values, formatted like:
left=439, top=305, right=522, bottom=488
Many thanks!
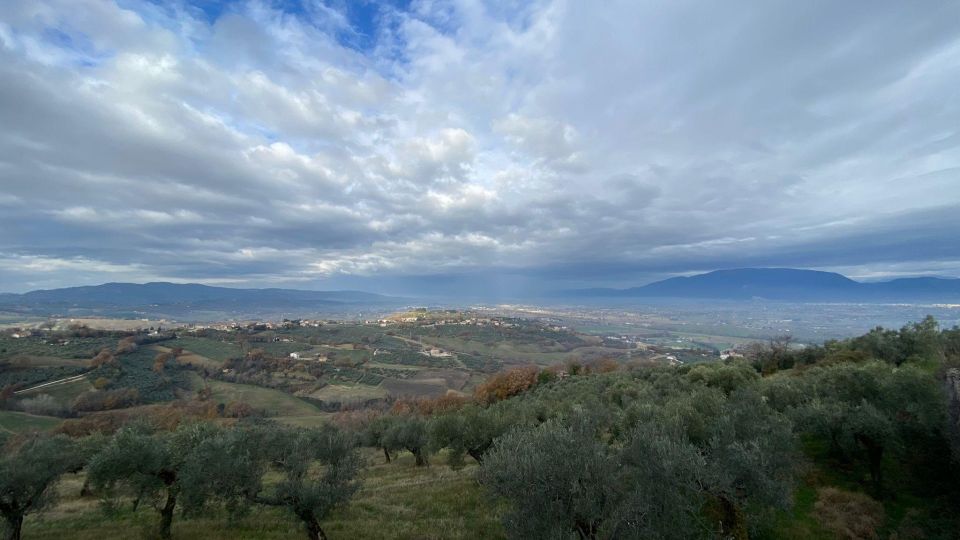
left=153, top=352, right=173, bottom=374
left=429, top=403, right=515, bottom=468
left=693, top=389, right=798, bottom=537
left=686, top=360, right=759, bottom=395
left=0, top=434, right=82, bottom=540
left=115, top=337, right=138, bottom=354
left=90, top=349, right=115, bottom=368
left=479, top=420, right=621, bottom=539
left=479, top=378, right=798, bottom=540
left=848, top=316, right=943, bottom=367
left=87, top=422, right=222, bottom=539
left=614, top=422, right=708, bottom=539
left=383, top=415, right=431, bottom=466
left=794, top=361, right=946, bottom=497
left=474, top=366, right=539, bottom=404
left=360, top=414, right=395, bottom=463
left=253, top=425, right=361, bottom=540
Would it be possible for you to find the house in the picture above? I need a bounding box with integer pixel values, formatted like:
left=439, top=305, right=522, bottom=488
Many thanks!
left=422, top=347, right=453, bottom=358
left=720, top=349, right=744, bottom=360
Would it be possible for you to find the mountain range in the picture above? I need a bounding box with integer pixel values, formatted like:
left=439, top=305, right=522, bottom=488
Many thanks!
left=0, top=282, right=403, bottom=319
left=1, top=269, right=959, bottom=319
left=567, top=268, right=960, bottom=302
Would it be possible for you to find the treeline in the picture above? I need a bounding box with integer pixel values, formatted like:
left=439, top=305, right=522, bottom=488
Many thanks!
left=743, top=315, right=959, bottom=373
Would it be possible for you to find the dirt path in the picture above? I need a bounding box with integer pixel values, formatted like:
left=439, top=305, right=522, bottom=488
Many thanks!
left=14, top=373, right=88, bottom=395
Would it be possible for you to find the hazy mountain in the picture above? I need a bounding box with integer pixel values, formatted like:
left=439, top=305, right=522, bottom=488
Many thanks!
left=0, top=282, right=404, bottom=319
left=567, top=268, right=960, bottom=302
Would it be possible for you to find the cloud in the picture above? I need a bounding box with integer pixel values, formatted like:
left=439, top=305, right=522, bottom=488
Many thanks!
left=1, top=0, right=959, bottom=293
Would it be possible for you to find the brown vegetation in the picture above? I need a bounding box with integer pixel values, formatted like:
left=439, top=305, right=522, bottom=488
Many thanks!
left=474, top=365, right=539, bottom=404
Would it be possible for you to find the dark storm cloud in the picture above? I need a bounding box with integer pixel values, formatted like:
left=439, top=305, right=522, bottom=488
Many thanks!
left=0, top=0, right=958, bottom=293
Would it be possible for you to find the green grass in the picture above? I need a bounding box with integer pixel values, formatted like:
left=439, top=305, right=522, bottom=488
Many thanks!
left=0, top=410, right=63, bottom=434
left=164, top=337, right=241, bottom=362
left=200, top=378, right=322, bottom=417
left=23, top=450, right=505, bottom=540
left=304, top=383, right=388, bottom=403
left=324, top=451, right=506, bottom=539
left=760, top=478, right=832, bottom=540
left=18, top=377, right=94, bottom=404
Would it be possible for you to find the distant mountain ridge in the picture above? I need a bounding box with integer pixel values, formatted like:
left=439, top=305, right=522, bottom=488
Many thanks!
left=0, top=282, right=402, bottom=318
left=567, top=268, right=960, bottom=302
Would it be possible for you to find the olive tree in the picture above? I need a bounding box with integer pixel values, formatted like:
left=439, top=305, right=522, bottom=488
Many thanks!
left=360, top=414, right=396, bottom=464
left=479, top=419, right=621, bottom=539
left=177, top=424, right=269, bottom=518
left=613, top=422, right=709, bottom=540
left=480, top=386, right=798, bottom=540
left=795, top=361, right=945, bottom=497
left=382, top=415, right=431, bottom=466
left=693, top=389, right=798, bottom=537
left=253, top=425, right=361, bottom=540
left=0, top=434, right=82, bottom=540
left=87, top=422, right=224, bottom=539
left=429, top=403, right=515, bottom=468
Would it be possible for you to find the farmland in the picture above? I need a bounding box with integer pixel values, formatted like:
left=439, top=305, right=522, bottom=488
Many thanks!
left=2, top=312, right=682, bottom=426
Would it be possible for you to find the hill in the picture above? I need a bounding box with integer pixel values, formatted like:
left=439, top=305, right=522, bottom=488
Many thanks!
left=567, top=268, right=960, bottom=302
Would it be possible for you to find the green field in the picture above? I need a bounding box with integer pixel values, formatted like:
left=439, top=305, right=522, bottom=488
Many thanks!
left=17, top=377, right=93, bottom=404
left=199, top=377, right=322, bottom=417
left=303, top=382, right=389, bottom=403
left=0, top=410, right=63, bottom=434
left=164, top=336, right=241, bottom=362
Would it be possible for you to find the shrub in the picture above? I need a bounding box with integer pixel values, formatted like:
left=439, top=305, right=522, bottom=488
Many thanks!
left=474, top=366, right=539, bottom=404
left=72, top=388, right=140, bottom=412
left=813, top=487, right=885, bottom=540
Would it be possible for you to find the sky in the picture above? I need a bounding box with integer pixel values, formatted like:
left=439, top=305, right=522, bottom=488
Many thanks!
left=1, top=0, right=959, bottom=295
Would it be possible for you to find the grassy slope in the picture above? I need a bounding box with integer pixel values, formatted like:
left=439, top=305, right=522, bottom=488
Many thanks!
left=197, top=376, right=322, bottom=417
left=304, top=383, right=388, bottom=403
left=16, top=377, right=94, bottom=403
left=0, top=410, right=63, bottom=434
left=163, top=337, right=241, bottom=362
left=23, top=451, right=505, bottom=540
left=152, top=345, right=222, bottom=370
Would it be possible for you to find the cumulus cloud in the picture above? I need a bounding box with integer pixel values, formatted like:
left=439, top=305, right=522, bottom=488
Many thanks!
left=0, top=0, right=959, bottom=293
